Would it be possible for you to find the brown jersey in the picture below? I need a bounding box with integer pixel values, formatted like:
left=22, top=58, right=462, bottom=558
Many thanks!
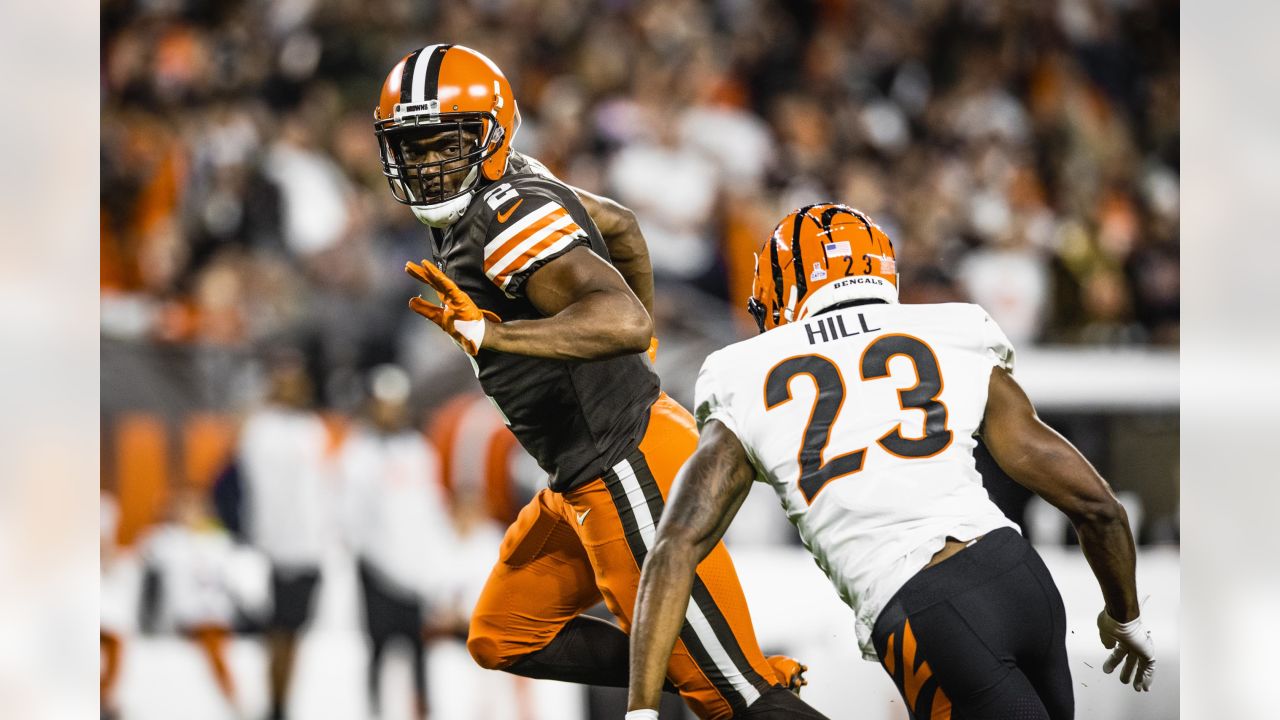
left=428, top=152, right=660, bottom=492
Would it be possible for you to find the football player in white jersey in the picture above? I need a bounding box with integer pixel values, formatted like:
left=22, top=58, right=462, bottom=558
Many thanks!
left=624, top=204, right=1156, bottom=720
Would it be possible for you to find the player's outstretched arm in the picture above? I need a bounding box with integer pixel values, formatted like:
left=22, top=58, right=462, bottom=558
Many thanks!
left=486, top=245, right=653, bottom=360
left=628, top=419, right=755, bottom=713
left=981, top=367, right=1155, bottom=690
left=982, top=367, right=1139, bottom=619
left=571, top=186, right=655, bottom=321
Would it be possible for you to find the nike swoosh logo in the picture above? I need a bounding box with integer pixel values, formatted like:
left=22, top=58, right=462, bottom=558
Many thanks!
left=496, top=198, right=523, bottom=223
left=576, top=509, right=591, bottom=525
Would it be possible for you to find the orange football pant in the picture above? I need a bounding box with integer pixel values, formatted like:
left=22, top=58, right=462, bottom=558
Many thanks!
left=467, top=394, right=780, bottom=719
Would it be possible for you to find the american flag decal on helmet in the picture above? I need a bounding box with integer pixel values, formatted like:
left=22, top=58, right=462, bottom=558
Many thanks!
left=824, top=240, right=852, bottom=257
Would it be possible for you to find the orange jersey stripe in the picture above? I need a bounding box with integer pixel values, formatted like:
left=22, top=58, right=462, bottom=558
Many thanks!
left=483, top=207, right=569, bottom=275
left=490, top=223, right=583, bottom=287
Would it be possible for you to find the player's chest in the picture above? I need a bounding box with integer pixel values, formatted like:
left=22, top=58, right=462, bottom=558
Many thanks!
left=434, top=227, right=527, bottom=315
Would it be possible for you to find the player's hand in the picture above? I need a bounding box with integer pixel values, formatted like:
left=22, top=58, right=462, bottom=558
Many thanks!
left=1097, top=610, right=1155, bottom=691
left=767, top=655, right=809, bottom=695
left=647, top=336, right=658, bottom=363
left=406, top=259, right=500, bottom=356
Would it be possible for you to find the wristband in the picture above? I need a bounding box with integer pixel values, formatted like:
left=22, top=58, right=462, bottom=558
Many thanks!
left=453, top=316, right=487, bottom=353
left=625, top=710, right=659, bottom=720
left=1102, top=610, right=1142, bottom=632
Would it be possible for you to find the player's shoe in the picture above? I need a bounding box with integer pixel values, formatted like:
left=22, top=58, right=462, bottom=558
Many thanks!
left=766, top=655, right=809, bottom=695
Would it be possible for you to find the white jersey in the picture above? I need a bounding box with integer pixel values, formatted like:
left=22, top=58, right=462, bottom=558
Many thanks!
left=695, top=302, right=1019, bottom=659
left=142, top=524, right=237, bottom=628
left=337, top=427, right=454, bottom=599
left=239, top=406, right=332, bottom=568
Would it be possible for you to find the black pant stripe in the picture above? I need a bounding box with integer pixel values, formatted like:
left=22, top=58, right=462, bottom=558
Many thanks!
left=398, top=48, right=423, bottom=104
left=421, top=43, right=453, bottom=103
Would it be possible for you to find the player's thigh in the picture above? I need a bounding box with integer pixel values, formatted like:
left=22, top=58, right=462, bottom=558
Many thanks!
left=1023, top=639, right=1073, bottom=720
left=576, top=435, right=777, bottom=717
left=636, top=393, right=700, bottom=493
left=876, top=599, right=1052, bottom=720
left=570, top=469, right=767, bottom=720
left=956, top=542, right=1073, bottom=720
left=468, top=489, right=601, bottom=665
left=1017, top=548, right=1074, bottom=720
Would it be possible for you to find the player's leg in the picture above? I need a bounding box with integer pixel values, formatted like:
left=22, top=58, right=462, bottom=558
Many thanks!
left=871, top=528, right=1070, bottom=719
left=191, top=624, right=237, bottom=703
left=466, top=488, right=617, bottom=682
left=366, top=569, right=430, bottom=720
left=357, top=559, right=390, bottom=716
left=100, top=630, right=122, bottom=720
left=1018, top=544, right=1075, bottom=720
left=266, top=566, right=320, bottom=720
left=567, top=394, right=823, bottom=720
left=409, top=628, right=428, bottom=720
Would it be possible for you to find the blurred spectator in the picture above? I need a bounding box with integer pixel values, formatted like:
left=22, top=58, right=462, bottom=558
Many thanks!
left=100, top=491, right=127, bottom=720
left=261, top=111, right=355, bottom=259
left=421, top=485, right=515, bottom=720
left=337, top=365, right=452, bottom=720
left=427, top=392, right=544, bottom=526
left=606, top=102, right=722, bottom=289
left=138, top=486, right=242, bottom=714
left=237, top=348, right=332, bottom=720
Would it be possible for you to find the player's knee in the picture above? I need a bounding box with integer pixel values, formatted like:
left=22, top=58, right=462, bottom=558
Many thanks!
left=465, top=625, right=514, bottom=670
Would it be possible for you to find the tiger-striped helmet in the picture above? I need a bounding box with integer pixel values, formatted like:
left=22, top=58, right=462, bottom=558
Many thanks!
left=747, top=204, right=898, bottom=333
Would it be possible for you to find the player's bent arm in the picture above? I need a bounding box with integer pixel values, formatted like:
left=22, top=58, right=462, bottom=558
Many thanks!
left=628, top=420, right=755, bottom=712
left=571, top=186, right=655, bottom=321
left=980, top=367, right=1140, bottom=622
left=483, top=246, right=652, bottom=360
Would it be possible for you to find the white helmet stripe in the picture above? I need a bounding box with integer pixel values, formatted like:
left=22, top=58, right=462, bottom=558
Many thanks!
left=411, top=44, right=442, bottom=103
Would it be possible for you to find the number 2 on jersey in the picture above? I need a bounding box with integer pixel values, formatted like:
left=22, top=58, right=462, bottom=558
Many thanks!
left=764, top=334, right=953, bottom=503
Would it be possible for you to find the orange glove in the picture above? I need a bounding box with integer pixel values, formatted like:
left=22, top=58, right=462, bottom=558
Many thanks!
left=766, top=655, right=809, bottom=695
left=405, top=260, right=500, bottom=356
left=647, top=336, right=659, bottom=363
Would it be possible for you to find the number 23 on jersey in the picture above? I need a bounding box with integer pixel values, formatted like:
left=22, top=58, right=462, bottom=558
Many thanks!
left=764, top=333, right=953, bottom=504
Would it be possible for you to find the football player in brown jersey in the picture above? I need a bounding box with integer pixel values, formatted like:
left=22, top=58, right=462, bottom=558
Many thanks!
left=373, top=45, right=825, bottom=720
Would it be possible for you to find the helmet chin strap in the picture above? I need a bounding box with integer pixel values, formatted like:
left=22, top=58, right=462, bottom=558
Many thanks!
left=410, top=166, right=481, bottom=228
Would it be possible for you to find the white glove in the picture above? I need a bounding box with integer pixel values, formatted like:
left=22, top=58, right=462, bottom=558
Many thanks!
left=625, top=711, right=659, bottom=720
left=1097, top=610, right=1155, bottom=691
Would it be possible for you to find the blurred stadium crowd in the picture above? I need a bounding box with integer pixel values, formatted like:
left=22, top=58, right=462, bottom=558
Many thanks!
left=100, top=0, right=1179, bottom=718
left=102, top=0, right=1179, bottom=368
